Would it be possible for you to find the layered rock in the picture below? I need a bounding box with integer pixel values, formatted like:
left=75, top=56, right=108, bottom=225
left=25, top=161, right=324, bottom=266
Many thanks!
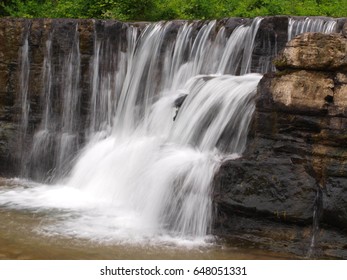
left=0, top=19, right=26, bottom=176
left=275, top=33, right=347, bottom=71
left=0, top=18, right=121, bottom=177
left=214, top=31, right=347, bottom=233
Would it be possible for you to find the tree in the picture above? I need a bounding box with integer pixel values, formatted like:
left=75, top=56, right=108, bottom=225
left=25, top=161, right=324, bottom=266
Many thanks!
left=1, top=0, right=347, bottom=20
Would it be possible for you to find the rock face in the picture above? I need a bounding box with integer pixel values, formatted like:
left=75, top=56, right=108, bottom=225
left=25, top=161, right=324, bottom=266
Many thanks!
left=275, top=33, right=347, bottom=71
left=0, top=19, right=25, bottom=176
left=0, top=18, right=125, bottom=178
left=214, top=32, right=347, bottom=234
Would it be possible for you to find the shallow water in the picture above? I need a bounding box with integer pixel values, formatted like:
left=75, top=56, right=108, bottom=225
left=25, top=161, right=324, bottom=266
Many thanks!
left=0, top=208, right=295, bottom=260
left=0, top=178, right=296, bottom=260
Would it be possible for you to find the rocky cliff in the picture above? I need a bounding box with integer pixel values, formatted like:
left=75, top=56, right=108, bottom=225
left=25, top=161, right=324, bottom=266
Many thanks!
left=214, top=27, right=347, bottom=258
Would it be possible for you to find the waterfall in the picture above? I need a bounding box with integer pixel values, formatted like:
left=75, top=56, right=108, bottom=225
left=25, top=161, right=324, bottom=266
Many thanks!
left=288, top=17, right=337, bottom=41
left=63, top=19, right=263, bottom=240
left=26, top=22, right=82, bottom=180
left=55, top=24, right=81, bottom=176
left=307, top=187, right=323, bottom=258
left=18, top=21, right=31, bottom=175
left=1, top=18, right=263, bottom=243
left=0, top=73, right=261, bottom=243
left=29, top=33, right=54, bottom=180
left=218, top=18, right=262, bottom=75
left=19, top=32, right=30, bottom=139
left=88, top=22, right=135, bottom=136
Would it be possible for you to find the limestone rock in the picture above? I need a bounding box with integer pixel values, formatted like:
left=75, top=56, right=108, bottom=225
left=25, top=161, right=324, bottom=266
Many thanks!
left=270, top=70, right=334, bottom=111
left=274, top=33, right=347, bottom=71
left=336, top=72, right=347, bottom=84
left=342, top=20, right=347, bottom=38
left=334, top=85, right=347, bottom=107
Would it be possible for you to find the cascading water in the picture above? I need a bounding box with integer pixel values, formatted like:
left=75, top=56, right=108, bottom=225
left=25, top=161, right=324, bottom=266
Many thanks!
left=88, top=22, right=134, bottom=136
left=28, top=33, right=54, bottom=179
left=307, top=187, right=323, bottom=258
left=288, top=17, right=337, bottom=41
left=56, top=24, right=81, bottom=176
left=0, top=18, right=263, bottom=244
left=18, top=21, right=31, bottom=175
left=0, top=74, right=261, bottom=244
left=26, top=23, right=82, bottom=181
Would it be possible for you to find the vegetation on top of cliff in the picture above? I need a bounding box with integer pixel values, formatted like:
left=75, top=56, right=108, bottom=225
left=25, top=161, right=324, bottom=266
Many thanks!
left=1, top=0, right=347, bottom=20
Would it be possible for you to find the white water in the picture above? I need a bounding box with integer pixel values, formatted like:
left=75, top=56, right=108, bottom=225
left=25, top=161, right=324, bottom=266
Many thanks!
left=0, top=19, right=263, bottom=245
left=18, top=22, right=30, bottom=169
left=0, top=74, right=261, bottom=244
left=288, top=17, right=337, bottom=41
left=23, top=23, right=82, bottom=180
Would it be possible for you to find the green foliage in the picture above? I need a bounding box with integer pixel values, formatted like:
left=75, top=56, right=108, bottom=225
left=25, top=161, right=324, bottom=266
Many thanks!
left=1, top=0, right=47, bottom=18
left=101, top=0, right=157, bottom=21
left=1, top=0, right=347, bottom=20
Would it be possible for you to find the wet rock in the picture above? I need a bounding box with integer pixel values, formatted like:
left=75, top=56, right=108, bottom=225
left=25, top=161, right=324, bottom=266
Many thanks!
left=213, top=213, right=347, bottom=259
left=342, top=20, right=347, bottom=38
left=174, top=94, right=187, bottom=108
left=252, top=16, right=289, bottom=73
left=0, top=121, right=19, bottom=177
left=322, top=177, right=347, bottom=229
left=214, top=157, right=317, bottom=224
left=0, top=18, right=100, bottom=177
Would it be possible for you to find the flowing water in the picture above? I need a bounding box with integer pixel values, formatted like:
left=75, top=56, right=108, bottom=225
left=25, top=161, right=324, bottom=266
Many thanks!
left=0, top=74, right=261, bottom=245
left=0, top=177, right=298, bottom=260
left=18, top=21, right=31, bottom=169
left=0, top=16, right=340, bottom=259
left=288, top=17, right=337, bottom=41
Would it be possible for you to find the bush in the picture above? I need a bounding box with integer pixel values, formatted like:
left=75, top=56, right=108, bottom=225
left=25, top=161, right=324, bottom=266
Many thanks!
left=1, top=0, right=347, bottom=20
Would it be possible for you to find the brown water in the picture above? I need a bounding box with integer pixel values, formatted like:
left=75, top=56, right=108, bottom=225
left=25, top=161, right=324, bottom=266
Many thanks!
left=0, top=209, right=296, bottom=260
left=0, top=178, right=297, bottom=260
